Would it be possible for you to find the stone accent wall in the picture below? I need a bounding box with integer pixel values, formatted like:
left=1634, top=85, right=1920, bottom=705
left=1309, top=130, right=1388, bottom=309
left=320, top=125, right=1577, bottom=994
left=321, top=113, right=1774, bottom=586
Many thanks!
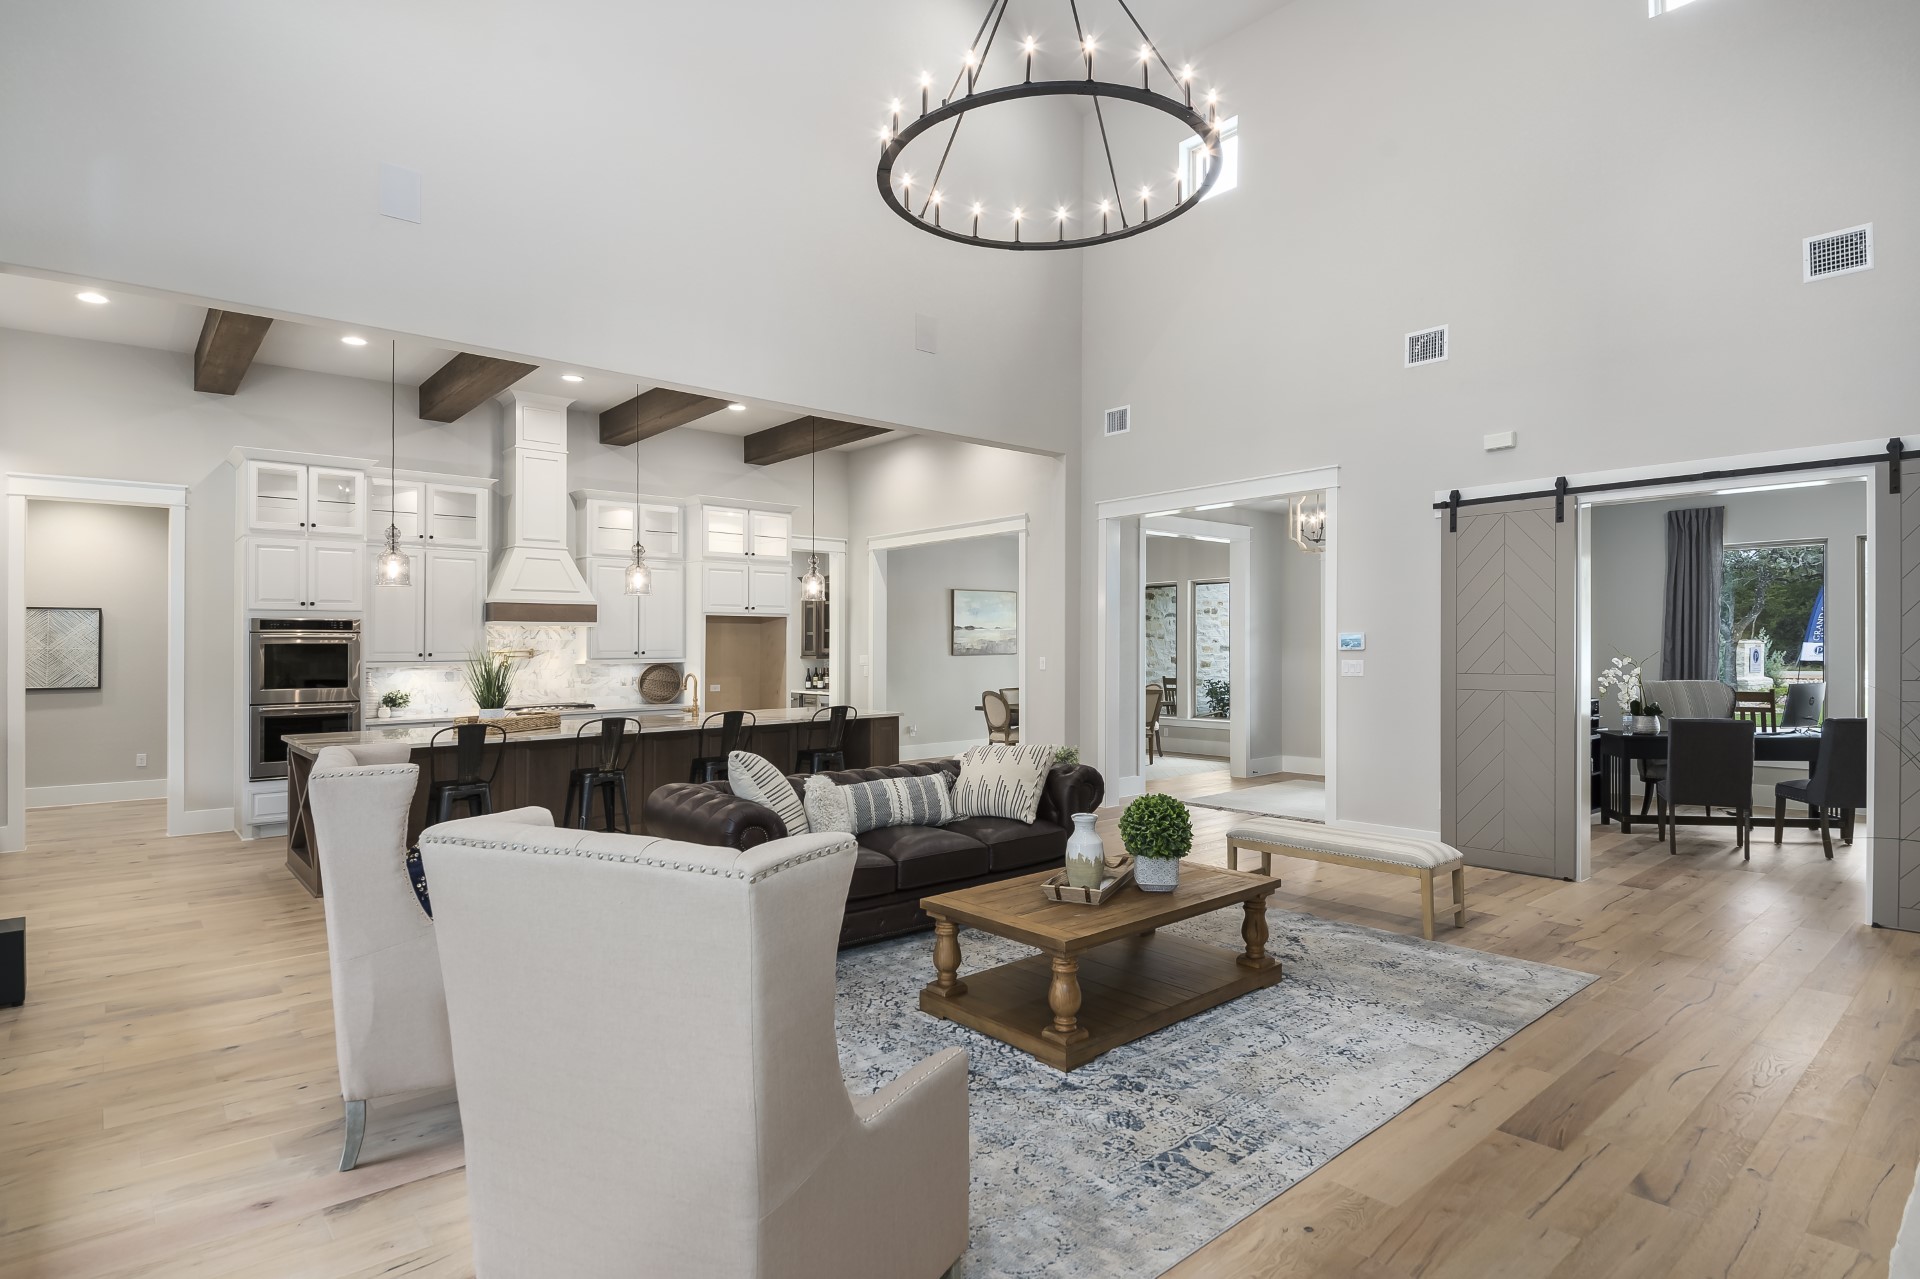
left=1194, top=580, right=1230, bottom=717
left=1144, top=583, right=1178, bottom=684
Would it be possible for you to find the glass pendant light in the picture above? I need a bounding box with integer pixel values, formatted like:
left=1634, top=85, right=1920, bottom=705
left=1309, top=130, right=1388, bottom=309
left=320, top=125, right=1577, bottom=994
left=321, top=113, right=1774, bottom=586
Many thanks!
left=374, top=341, right=411, bottom=587
left=799, top=416, right=826, bottom=600
left=624, top=384, right=652, bottom=595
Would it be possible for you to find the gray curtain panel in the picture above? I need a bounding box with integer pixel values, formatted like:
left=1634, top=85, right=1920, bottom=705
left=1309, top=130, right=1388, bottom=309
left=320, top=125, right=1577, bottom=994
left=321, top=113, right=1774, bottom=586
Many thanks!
left=1661, top=506, right=1725, bottom=680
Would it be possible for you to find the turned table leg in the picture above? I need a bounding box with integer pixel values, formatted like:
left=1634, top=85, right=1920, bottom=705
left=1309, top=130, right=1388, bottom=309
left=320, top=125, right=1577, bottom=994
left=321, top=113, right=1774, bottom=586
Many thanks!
left=1042, top=955, right=1088, bottom=1046
left=926, top=916, right=967, bottom=1001
left=1238, top=896, right=1276, bottom=970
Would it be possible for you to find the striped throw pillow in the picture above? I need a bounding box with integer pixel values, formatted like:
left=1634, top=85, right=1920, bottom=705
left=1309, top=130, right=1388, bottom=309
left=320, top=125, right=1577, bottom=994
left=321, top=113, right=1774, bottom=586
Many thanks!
left=951, top=743, right=1056, bottom=823
left=805, top=772, right=954, bottom=837
left=727, top=751, right=809, bottom=836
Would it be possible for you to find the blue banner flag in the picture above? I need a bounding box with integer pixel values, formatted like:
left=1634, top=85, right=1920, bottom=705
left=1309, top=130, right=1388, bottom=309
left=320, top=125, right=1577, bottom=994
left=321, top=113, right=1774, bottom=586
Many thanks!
left=1800, top=587, right=1825, bottom=663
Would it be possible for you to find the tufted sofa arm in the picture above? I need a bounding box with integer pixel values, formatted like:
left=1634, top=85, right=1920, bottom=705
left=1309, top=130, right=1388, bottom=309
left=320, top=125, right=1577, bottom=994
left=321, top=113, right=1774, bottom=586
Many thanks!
left=643, top=780, right=786, bottom=849
left=1038, top=763, right=1106, bottom=828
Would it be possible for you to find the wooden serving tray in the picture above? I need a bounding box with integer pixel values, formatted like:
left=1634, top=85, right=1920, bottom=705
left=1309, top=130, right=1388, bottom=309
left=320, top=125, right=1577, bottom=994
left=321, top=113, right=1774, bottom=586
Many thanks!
left=1040, top=861, right=1135, bottom=906
left=453, top=712, right=561, bottom=735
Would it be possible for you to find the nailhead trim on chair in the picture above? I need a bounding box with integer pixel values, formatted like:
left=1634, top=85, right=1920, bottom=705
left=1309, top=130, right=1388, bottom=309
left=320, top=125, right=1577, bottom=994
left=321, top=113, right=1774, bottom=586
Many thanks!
left=311, top=766, right=418, bottom=782
left=420, top=833, right=857, bottom=883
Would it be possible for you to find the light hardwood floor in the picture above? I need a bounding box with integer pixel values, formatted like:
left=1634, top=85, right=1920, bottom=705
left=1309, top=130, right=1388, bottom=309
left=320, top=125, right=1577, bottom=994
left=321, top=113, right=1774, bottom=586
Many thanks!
left=1, top=775, right=1912, bottom=1278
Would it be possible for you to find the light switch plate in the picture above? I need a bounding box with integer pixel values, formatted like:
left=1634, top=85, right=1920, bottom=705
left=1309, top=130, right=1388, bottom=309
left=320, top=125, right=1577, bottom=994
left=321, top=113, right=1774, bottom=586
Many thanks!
left=135, top=753, right=148, bottom=768
left=709, top=683, right=721, bottom=692
left=1340, top=659, right=1365, bottom=677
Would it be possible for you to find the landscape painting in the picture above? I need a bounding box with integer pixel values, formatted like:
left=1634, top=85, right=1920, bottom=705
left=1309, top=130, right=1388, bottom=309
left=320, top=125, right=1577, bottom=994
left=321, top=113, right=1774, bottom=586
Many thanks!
left=951, top=589, right=1017, bottom=656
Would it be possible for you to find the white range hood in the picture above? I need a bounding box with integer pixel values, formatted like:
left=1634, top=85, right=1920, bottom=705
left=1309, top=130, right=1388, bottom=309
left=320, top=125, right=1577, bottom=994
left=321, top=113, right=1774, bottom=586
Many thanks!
left=485, top=391, right=598, bottom=623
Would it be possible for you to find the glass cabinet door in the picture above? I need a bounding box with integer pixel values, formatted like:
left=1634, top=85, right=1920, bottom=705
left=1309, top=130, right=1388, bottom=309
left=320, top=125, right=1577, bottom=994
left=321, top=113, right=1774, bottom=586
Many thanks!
left=247, top=460, right=309, bottom=532
left=425, top=484, right=485, bottom=546
left=307, top=468, right=366, bottom=538
left=371, top=478, right=425, bottom=540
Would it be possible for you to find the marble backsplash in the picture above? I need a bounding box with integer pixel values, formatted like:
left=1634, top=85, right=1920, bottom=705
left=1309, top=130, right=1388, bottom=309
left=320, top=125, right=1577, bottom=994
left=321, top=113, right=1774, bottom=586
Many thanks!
left=364, top=624, right=681, bottom=718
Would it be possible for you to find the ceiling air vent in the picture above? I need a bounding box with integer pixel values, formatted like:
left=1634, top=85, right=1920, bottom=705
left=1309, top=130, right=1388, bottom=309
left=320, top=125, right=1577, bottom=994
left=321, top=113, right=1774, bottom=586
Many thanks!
left=1406, top=325, right=1449, bottom=367
left=1804, top=224, right=1873, bottom=282
left=1104, top=405, right=1132, bottom=436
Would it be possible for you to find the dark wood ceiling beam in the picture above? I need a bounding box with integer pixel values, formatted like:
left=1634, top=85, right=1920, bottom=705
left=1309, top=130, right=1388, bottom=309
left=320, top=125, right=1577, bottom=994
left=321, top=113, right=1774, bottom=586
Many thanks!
left=599, top=388, right=732, bottom=445
left=417, top=353, right=539, bottom=422
left=744, top=416, right=889, bottom=466
left=192, top=309, right=273, bottom=395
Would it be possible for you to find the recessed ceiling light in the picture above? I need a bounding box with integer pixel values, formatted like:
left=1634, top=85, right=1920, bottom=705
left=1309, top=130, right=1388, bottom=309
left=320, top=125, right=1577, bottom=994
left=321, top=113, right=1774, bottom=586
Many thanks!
left=75, top=291, right=109, bottom=305
left=340, top=335, right=368, bottom=346
left=727, top=403, right=747, bottom=412
left=1145, top=508, right=1181, bottom=518
left=1194, top=502, right=1233, bottom=511
left=560, top=373, right=584, bottom=383
left=1712, top=479, right=1831, bottom=495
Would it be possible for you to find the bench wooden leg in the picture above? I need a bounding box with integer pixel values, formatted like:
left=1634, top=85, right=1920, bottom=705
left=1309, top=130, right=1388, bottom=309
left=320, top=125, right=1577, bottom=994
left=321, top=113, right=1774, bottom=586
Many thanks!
left=1450, top=866, right=1467, bottom=927
left=1227, top=842, right=1239, bottom=872
left=1419, top=868, right=1436, bottom=940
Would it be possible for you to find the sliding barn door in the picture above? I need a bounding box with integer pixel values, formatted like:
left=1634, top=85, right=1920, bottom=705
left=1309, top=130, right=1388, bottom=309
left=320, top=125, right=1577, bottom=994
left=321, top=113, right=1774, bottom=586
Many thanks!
left=1441, top=496, right=1579, bottom=879
left=1872, top=463, right=1917, bottom=930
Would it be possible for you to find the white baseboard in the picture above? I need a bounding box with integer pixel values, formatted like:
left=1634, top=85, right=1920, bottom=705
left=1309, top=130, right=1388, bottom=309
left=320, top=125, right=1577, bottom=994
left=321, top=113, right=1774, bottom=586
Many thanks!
left=170, top=806, right=237, bottom=837
left=1246, top=754, right=1326, bottom=777
left=0, top=824, right=19, bottom=854
left=27, top=778, right=167, bottom=809
left=901, top=739, right=984, bottom=762
left=1328, top=817, right=1443, bottom=842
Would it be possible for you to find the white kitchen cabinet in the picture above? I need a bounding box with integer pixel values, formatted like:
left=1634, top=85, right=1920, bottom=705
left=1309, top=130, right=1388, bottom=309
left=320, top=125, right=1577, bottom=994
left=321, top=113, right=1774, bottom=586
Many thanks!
left=575, top=497, right=682, bottom=561
left=586, top=560, right=685, bottom=658
left=748, top=510, right=790, bottom=558
left=425, top=485, right=488, bottom=547
left=246, top=538, right=308, bottom=610
left=370, top=478, right=425, bottom=540
left=244, top=460, right=366, bottom=538
left=702, top=505, right=749, bottom=557
left=307, top=540, right=366, bottom=611
left=512, top=451, right=571, bottom=549
left=749, top=564, right=790, bottom=612
left=702, top=562, right=788, bottom=615
left=366, top=546, right=484, bottom=662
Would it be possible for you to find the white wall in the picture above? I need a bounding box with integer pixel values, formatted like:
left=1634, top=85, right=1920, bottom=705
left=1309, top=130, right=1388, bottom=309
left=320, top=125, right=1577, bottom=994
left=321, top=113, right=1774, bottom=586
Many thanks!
left=847, top=433, right=1076, bottom=754
left=0, top=326, right=850, bottom=827
left=24, top=500, right=168, bottom=798
left=1078, top=0, right=1920, bottom=833
left=884, top=535, right=1019, bottom=757
left=1589, top=482, right=1867, bottom=716
left=0, top=0, right=1084, bottom=455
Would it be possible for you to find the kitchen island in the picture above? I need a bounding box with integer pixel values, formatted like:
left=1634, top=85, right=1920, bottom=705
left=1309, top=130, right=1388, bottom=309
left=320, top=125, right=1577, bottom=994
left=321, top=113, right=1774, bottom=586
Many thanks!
left=282, top=708, right=901, bottom=896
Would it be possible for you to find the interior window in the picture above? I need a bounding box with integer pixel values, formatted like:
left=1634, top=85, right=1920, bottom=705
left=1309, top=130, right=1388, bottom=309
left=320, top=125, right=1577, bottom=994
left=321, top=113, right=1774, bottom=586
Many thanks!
left=1719, top=542, right=1825, bottom=695
left=1179, top=116, right=1239, bottom=200
left=1193, top=579, right=1231, bottom=719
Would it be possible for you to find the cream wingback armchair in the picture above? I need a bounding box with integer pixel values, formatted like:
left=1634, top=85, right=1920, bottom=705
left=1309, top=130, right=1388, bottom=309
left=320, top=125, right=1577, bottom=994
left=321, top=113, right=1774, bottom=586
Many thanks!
left=418, top=813, right=970, bottom=1279
left=306, top=743, right=456, bottom=1172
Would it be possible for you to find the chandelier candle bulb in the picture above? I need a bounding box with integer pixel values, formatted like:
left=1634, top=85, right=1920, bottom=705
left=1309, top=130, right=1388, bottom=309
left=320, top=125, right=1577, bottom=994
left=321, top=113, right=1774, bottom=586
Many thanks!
left=919, top=74, right=930, bottom=116
left=1023, top=36, right=1035, bottom=82
left=890, top=99, right=901, bottom=133
left=1139, top=186, right=1151, bottom=219
left=971, top=202, right=982, bottom=237
left=1181, top=64, right=1194, bottom=106
left=1140, top=44, right=1152, bottom=90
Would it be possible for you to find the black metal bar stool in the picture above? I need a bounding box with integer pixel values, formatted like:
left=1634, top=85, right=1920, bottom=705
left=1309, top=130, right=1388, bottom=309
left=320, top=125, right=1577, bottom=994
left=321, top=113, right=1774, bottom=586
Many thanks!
left=426, top=722, right=508, bottom=824
left=795, top=705, right=857, bottom=774
left=688, top=710, right=755, bottom=782
left=564, top=717, right=642, bottom=833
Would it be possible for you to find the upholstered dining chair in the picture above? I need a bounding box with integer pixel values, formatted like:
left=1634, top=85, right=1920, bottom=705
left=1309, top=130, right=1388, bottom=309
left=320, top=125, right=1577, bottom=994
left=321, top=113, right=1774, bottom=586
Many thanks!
left=1636, top=680, right=1737, bottom=814
left=1773, top=718, right=1866, bottom=858
left=305, top=743, right=455, bottom=1172
left=982, top=689, right=1017, bottom=745
left=418, top=812, right=970, bottom=1279
left=1656, top=718, right=1755, bottom=859
left=1144, top=683, right=1166, bottom=763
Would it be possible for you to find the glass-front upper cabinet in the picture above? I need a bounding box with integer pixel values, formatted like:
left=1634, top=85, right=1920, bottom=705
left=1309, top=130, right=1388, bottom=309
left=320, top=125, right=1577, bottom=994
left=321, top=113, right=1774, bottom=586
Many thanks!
left=370, top=478, right=488, bottom=548
left=245, top=460, right=365, bottom=538
left=371, top=478, right=425, bottom=540
left=245, top=461, right=309, bottom=533
left=306, top=468, right=366, bottom=538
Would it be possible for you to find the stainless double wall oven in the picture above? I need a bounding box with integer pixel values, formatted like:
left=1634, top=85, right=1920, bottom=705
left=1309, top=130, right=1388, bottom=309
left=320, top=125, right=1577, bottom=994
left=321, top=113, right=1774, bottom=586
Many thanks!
left=249, top=618, right=361, bottom=780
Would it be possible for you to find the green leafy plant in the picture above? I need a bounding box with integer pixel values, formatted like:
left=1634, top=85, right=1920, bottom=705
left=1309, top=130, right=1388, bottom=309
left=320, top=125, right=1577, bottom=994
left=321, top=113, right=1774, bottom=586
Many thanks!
left=1629, top=698, right=1645, bottom=717
left=1200, top=677, right=1231, bottom=718
left=1118, top=793, right=1193, bottom=861
left=1054, top=745, right=1081, bottom=767
left=1643, top=701, right=1663, bottom=718
left=462, top=650, right=515, bottom=710
left=379, top=690, right=412, bottom=711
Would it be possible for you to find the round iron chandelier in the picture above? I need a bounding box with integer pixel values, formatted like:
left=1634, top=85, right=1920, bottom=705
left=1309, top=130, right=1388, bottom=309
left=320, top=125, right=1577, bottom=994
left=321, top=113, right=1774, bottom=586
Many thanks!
left=876, top=0, right=1226, bottom=251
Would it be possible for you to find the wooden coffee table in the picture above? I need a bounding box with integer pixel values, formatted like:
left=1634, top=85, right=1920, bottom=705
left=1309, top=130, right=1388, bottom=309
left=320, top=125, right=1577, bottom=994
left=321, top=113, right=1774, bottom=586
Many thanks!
left=919, top=863, right=1283, bottom=1071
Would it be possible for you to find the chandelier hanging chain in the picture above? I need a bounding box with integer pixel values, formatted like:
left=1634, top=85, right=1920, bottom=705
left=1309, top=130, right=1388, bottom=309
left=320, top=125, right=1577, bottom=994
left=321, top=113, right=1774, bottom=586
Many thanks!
left=917, top=0, right=1011, bottom=218
left=1065, top=0, right=1130, bottom=227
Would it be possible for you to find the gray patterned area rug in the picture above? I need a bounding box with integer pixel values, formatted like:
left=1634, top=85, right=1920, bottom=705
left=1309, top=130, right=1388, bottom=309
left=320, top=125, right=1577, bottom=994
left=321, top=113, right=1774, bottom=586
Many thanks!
left=835, top=908, right=1594, bottom=1279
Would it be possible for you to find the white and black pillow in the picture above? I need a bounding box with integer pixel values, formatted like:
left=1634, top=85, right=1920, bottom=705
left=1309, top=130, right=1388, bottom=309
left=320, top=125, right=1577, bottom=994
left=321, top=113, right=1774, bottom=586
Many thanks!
left=805, top=771, right=954, bottom=837
left=951, top=743, right=1057, bottom=824
left=728, top=750, right=809, bottom=836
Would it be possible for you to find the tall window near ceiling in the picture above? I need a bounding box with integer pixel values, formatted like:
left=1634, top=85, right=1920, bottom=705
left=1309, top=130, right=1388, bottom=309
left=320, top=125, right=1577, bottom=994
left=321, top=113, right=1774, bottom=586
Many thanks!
left=1193, top=579, right=1231, bottom=719
left=1145, top=583, right=1179, bottom=709
left=1649, top=0, right=1701, bottom=14
left=1719, top=542, right=1826, bottom=693
left=1179, top=117, right=1239, bottom=201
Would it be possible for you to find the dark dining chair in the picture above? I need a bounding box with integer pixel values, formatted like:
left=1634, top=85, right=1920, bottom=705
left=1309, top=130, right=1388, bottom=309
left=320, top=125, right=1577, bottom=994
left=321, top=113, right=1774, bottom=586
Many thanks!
left=1781, top=682, right=1827, bottom=729
left=1773, top=718, right=1865, bottom=858
left=1656, top=718, right=1755, bottom=859
left=1732, top=688, right=1777, bottom=732
left=426, top=722, right=508, bottom=824
left=795, top=705, right=857, bottom=774
left=564, top=717, right=643, bottom=833
left=688, top=710, right=755, bottom=782
left=1144, top=683, right=1166, bottom=764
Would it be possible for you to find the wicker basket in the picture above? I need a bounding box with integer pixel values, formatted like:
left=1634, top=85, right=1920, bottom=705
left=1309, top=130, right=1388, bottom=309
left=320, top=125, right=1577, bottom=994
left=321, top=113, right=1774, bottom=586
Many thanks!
left=453, top=711, right=560, bottom=736
left=1040, top=860, right=1136, bottom=906
left=639, top=663, right=681, bottom=704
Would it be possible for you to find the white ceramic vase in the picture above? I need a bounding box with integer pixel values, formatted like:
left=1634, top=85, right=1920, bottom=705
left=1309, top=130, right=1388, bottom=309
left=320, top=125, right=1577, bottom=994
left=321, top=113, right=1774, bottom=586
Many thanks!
left=478, top=707, right=507, bottom=720
left=1135, top=855, right=1181, bottom=893
left=374, top=705, right=390, bottom=719
left=1064, top=813, right=1106, bottom=890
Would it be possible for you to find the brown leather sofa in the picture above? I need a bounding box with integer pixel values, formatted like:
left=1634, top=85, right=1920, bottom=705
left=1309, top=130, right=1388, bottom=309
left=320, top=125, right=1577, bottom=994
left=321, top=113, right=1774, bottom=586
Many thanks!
left=643, top=758, right=1106, bottom=946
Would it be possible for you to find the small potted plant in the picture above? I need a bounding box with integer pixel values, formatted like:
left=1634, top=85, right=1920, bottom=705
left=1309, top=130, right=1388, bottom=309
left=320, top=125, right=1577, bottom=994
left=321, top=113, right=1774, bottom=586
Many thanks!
left=376, top=689, right=411, bottom=720
left=1119, top=793, right=1192, bottom=893
left=463, top=650, right=515, bottom=719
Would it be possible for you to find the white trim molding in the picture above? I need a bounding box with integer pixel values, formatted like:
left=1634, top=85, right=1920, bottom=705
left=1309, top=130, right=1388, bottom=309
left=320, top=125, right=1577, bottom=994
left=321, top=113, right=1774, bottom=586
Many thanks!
left=27, top=779, right=168, bottom=809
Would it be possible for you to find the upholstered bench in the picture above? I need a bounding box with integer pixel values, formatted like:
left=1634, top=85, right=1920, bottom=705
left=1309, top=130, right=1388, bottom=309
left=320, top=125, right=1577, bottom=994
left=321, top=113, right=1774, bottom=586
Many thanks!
left=1224, top=819, right=1467, bottom=940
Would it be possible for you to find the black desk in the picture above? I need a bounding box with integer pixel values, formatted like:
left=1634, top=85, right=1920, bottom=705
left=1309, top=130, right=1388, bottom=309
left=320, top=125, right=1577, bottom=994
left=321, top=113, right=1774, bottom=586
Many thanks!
left=1595, top=728, right=1823, bottom=835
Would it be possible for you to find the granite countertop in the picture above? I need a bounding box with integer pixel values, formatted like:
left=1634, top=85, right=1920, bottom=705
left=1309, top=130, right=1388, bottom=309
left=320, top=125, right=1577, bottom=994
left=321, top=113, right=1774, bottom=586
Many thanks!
left=286, top=707, right=898, bottom=754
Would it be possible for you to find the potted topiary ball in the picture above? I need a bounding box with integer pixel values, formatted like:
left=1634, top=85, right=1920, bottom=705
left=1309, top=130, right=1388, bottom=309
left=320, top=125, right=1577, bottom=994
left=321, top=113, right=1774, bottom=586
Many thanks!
left=1119, top=793, right=1193, bottom=893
